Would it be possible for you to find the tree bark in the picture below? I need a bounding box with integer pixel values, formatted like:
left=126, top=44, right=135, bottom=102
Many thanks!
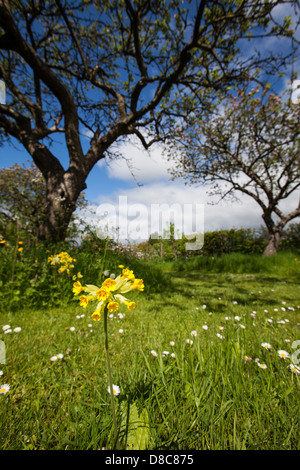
left=262, top=229, right=281, bottom=257
left=37, top=169, right=87, bottom=242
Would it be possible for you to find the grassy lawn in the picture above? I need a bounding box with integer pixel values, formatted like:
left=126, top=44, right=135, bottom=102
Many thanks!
left=0, top=255, right=299, bottom=450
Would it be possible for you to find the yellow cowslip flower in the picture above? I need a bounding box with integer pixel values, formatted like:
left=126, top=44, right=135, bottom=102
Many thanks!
left=18, top=247, right=23, bottom=252
left=92, top=310, right=101, bottom=321
left=48, top=251, right=76, bottom=275
left=102, top=278, right=117, bottom=291
left=0, top=240, right=6, bottom=244
left=133, top=278, right=144, bottom=291
left=73, top=281, right=85, bottom=295
left=126, top=301, right=136, bottom=311
left=75, top=266, right=143, bottom=320
left=96, top=288, right=110, bottom=301
left=77, top=272, right=83, bottom=278
left=107, top=301, right=119, bottom=312
left=122, top=268, right=135, bottom=281
left=118, top=264, right=124, bottom=268
left=79, top=295, right=89, bottom=308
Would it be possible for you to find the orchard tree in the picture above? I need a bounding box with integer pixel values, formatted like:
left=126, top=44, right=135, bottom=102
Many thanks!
left=167, top=85, right=300, bottom=256
left=0, top=0, right=299, bottom=241
left=0, top=162, right=87, bottom=241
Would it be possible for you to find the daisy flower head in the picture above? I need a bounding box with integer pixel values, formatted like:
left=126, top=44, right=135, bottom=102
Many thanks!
left=191, top=330, right=197, bottom=337
left=261, top=342, right=272, bottom=350
left=257, top=363, right=267, bottom=369
left=0, top=383, right=10, bottom=395
left=108, top=384, right=120, bottom=396
left=170, top=341, right=175, bottom=347
left=289, top=364, right=300, bottom=374
left=186, top=339, right=193, bottom=345
left=278, top=350, right=289, bottom=359
left=151, top=350, right=157, bottom=357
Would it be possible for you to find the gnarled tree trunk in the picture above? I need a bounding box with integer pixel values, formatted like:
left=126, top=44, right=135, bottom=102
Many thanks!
left=262, top=229, right=282, bottom=257
left=37, top=168, right=87, bottom=242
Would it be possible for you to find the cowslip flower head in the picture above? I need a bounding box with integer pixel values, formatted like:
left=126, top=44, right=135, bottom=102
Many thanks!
left=75, top=265, right=143, bottom=320
left=48, top=251, right=76, bottom=275
left=73, top=281, right=86, bottom=296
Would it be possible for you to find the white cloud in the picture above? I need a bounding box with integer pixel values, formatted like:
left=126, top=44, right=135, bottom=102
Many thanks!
left=88, top=139, right=300, bottom=244
left=87, top=181, right=263, bottom=244
left=97, top=137, right=177, bottom=184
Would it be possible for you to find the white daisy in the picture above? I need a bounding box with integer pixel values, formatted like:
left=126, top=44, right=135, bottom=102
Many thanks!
left=13, top=327, right=21, bottom=333
left=108, top=384, right=120, bottom=396
left=257, top=363, right=267, bottom=369
left=261, top=342, right=272, bottom=350
left=278, top=350, right=289, bottom=359
left=191, top=330, right=197, bottom=337
left=0, top=383, right=10, bottom=394
left=289, top=364, right=300, bottom=374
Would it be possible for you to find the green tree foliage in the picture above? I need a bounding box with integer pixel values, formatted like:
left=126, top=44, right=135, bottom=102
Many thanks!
left=0, top=162, right=87, bottom=243
left=167, top=85, right=300, bottom=256
left=0, top=0, right=298, bottom=241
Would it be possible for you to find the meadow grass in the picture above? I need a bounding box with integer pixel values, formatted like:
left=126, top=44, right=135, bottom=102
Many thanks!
left=0, top=253, right=299, bottom=450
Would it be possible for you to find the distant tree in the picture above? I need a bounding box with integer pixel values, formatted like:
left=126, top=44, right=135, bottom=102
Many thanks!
left=0, top=0, right=298, bottom=241
left=0, top=162, right=86, bottom=242
left=167, top=86, right=300, bottom=256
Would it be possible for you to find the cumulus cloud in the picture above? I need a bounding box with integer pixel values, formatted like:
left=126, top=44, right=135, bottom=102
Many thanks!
left=97, top=137, right=177, bottom=184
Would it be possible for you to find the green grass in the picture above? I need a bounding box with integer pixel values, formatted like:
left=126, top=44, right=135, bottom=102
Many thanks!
left=1, top=255, right=300, bottom=450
